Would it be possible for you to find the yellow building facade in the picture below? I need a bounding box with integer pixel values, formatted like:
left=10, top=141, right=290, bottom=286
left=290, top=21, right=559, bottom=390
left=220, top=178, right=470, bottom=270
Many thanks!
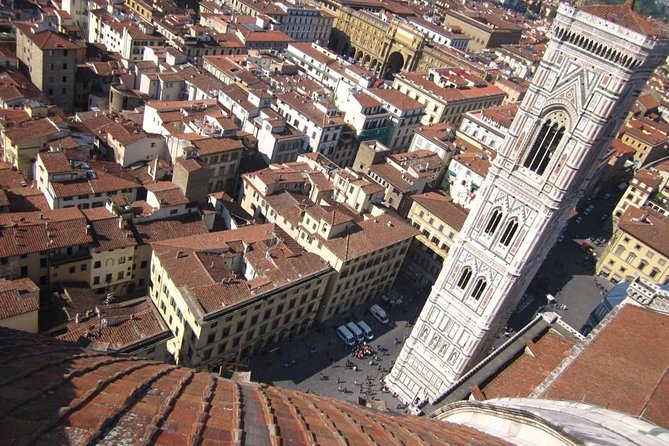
left=597, top=206, right=669, bottom=285
left=150, top=224, right=334, bottom=368
left=330, top=7, right=424, bottom=76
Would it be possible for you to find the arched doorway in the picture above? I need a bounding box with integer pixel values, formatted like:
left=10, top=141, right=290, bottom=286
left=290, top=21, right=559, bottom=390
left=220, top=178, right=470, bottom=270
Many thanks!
left=362, top=54, right=371, bottom=68
left=384, top=51, right=405, bottom=79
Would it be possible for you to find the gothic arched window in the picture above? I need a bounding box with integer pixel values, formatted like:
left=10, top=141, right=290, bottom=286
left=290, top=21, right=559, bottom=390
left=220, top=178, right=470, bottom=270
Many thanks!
left=471, top=278, right=487, bottom=301
left=524, top=120, right=566, bottom=175
left=484, top=209, right=503, bottom=236
left=499, top=219, right=519, bottom=247
left=456, top=267, right=472, bottom=290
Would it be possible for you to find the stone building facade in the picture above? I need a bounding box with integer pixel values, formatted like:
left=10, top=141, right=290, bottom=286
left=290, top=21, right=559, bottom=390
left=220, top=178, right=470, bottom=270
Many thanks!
left=386, top=2, right=669, bottom=405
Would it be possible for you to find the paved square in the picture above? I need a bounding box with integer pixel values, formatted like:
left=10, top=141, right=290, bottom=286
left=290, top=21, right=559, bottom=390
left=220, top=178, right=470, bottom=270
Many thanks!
left=248, top=282, right=428, bottom=413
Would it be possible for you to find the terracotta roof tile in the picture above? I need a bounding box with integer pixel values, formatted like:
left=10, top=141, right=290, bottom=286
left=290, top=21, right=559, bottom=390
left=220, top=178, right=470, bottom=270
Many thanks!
left=0, top=208, right=92, bottom=257
left=192, top=137, right=244, bottom=155
left=54, top=298, right=170, bottom=352
left=368, top=88, right=424, bottom=111
left=352, top=92, right=382, bottom=109
left=618, top=206, right=669, bottom=258
left=0, top=326, right=512, bottom=445
left=2, top=118, right=62, bottom=146
left=145, top=181, right=189, bottom=207
left=398, top=72, right=506, bottom=104
left=153, top=224, right=331, bottom=315
left=38, top=152, right=73, bottom=173
left=132, top=214, right=208, bottom=245
left=412, top=191, right=469, bottom=231
left=82, top=208, right=137, bottom=252
left=480, top=329, right=575, bottom=399
left=48, top=160, right=141, bottom=198
left=15, top=23, right=85, bottom=50
left=480, top=103, right=518, bottom=129
left=0, top=278, right=39, bottom=320
left=580, top=2, right=667, bottom=37
left=541, top=304, right=669, bottom=429
left=325, top=213, right=419, bottom=261
left=634, top=168, right=662, bottom=189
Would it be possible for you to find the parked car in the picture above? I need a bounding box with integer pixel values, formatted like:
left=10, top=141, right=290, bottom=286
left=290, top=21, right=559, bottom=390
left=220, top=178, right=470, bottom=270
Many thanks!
left=369, top=304, right=389, bottom=324
left=356, top=320, right=374, bottom=340
left=337, top=325, right=356, bottom=346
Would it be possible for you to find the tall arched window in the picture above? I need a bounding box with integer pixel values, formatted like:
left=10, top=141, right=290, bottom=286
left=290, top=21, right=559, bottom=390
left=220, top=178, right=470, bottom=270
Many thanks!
left=499, top=219, right=519, bottom=247
left=471, top=278, right=487, bottom=301
left=524, top=121, right=565, bottom=175
left=485, top=209, right=503, bottom=236
left=456, top=267, right=472, bottom=290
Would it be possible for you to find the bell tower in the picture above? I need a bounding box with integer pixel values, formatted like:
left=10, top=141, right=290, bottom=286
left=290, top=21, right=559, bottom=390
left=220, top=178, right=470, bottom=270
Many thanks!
left=387, top=2, right=669, bottom=404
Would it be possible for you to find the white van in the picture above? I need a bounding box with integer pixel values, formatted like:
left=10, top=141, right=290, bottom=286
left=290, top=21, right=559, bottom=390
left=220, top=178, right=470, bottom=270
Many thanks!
left=369, top=304, right=389, bottom=324
left=346, top=322, right=365, bottom=343
left=356, top=320, right=374, bottom=340
left=337, top=325, right=356, bottom=346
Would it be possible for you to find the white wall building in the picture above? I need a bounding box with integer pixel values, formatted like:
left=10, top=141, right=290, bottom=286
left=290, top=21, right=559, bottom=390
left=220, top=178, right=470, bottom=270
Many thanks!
left=457, top=104, right=517, bottom=154
left=408, top=17, right=470, bottom=51
left=277, top=3, right=334, bottom=44
left=275, top=92, right=343, bottom=158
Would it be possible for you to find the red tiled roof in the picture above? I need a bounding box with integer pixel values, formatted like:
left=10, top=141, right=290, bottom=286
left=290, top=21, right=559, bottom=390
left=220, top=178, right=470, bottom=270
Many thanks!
left=480, top=329, right=575, bottom=399
left=0, top=326, right=511, bottom=445
left=618, top=206, right=669, bottom=258
left=153, top=224, right=331, bottom=314
left=368, top=88, right=424, bottom=111
left=49, top=160, right=141, bottom=198
left=242, top=29, right=295, bottom=43
left=541, top=304, right=669, bottom=430
left=398, top=72, right=506, bottom=104
left=15, top=23, right=85, bottom=50
left=82, top=208, right=137, bottom=253
left=54, top=298, right=170, bottom=352
left=353, top=92, right=382, bottom=109
left=0, top=278, right=39, bottom=320
left=174, top=157, right=210, bottom=173
left=145, top=181, right=189, bottom=207
left=0, top=162, right=30, bottom=189
left=453, top=145, right=492, bottom=177
left=621, top=118, right=669, bottom=146
left=0, top=208, right=92, bottom=257
left=6, top=188, right=50, bottom=213
left=580, top=2, right=666, bottom=37
left=412, top=191, right=469, bottom=231
left=325, top=213, right=419, bottom=261
left=2, top=118, right=61, bottom=146
left=132, top=214, right=208, bottom=245
left=39, top=151, right=73, bottom=173
left=191, top=137, right=244, bottom=155
left=481, top=103, right=518, bottom=129
left=633, top=168, right=662, bottom=190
